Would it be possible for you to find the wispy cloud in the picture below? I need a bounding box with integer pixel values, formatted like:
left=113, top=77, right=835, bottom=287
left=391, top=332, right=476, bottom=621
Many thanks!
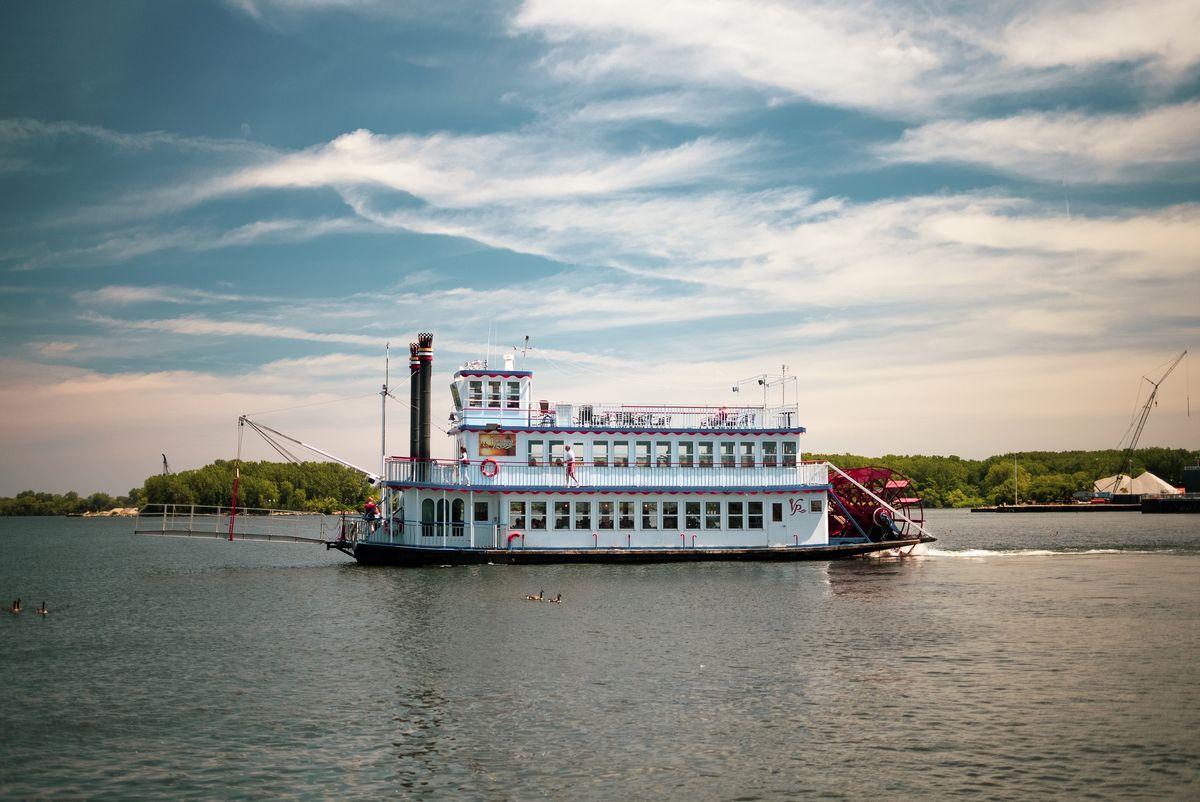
left=74, top=285, right=261, bottom=306
left=188, top=128, right=753, bottom=209
left=17, top=217, right=368, bottom=271
left=0, top=118, right=274, bottom=156
left=877, top=101, right=1200, bottom=182
left=84, top=313, right=384, bottom=347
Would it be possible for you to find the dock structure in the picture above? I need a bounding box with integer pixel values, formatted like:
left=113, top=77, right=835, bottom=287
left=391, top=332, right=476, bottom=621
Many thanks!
left=971, top=504, right=1140, bottom=513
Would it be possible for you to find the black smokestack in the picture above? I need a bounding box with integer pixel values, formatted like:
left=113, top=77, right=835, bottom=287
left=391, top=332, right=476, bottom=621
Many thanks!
left=418, top=332, right=433, bottom=462
left=408, top=342, right=420, bottom=460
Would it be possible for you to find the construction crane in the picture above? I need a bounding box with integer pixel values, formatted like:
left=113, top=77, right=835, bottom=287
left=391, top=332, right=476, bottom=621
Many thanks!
left=1111, top=350, right=1187, bottom=489
left=161, top=453, right=171, bottom=476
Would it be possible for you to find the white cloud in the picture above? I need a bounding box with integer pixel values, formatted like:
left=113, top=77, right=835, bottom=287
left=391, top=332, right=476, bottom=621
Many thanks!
left=512, top=1, right=1200, bottom=120
left=1000, top=0, right=1200, bottom=77
left=878, top=102, right=1200, bottom=182
left=513, top=0, right=944, bottom=115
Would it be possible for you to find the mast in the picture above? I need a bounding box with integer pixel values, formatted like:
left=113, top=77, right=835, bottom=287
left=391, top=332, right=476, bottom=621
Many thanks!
left=382, top=342, right=389, bottom=477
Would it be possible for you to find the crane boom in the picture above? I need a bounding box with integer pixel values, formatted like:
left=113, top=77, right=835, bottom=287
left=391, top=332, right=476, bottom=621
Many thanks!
left=1118, top=350, right=1187, bottom=482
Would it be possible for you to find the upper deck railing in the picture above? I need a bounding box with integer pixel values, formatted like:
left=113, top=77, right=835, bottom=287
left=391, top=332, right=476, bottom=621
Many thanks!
left=386, top=458, right=828, bottom=489
left=456, top=402, right=801, bottom=430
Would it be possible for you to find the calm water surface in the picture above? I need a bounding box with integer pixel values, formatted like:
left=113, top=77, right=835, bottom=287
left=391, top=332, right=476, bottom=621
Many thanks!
left=2, top=510, right=1198, bottom=800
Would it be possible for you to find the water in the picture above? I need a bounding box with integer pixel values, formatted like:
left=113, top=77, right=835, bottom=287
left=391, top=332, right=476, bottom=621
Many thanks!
left=2, top=510, right=1198, bottom=800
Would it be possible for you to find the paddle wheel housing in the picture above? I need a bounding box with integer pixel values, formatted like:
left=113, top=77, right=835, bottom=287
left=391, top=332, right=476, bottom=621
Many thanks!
left=828, top=466, right=925, bottom=542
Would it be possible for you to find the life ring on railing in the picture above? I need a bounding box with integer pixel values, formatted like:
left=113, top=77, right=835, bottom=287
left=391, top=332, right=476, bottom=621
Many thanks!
left=507, top=532, right=523, bottom=547
left=480, top=459, right=499, bottom=478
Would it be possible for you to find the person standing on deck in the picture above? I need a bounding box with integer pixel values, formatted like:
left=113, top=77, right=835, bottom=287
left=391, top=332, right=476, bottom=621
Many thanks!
left=565, top=444, right=580, bottom=486
left=460, top=445, right=471, bottom=484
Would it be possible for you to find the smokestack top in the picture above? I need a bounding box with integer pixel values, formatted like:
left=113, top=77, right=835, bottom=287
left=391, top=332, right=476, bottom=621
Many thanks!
left=417, top=332, right=433, bottom=361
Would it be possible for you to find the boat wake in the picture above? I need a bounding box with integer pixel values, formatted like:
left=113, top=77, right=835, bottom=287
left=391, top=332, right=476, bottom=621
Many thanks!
left=923, top=547, right=1162, bottom=558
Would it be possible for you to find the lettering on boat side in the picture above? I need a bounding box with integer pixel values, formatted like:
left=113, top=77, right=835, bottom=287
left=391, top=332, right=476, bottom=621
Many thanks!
left=789, top=499, right=807, bottom=515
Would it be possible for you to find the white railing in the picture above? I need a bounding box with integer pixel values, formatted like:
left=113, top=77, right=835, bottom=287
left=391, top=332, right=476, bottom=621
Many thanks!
left=458, top=403, right=801, bottom=430
left=387, top=459, right=828, bottom=489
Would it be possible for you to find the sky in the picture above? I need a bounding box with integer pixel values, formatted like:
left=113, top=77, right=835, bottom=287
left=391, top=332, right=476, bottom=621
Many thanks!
left=1, top=0, right=1198, bottom=496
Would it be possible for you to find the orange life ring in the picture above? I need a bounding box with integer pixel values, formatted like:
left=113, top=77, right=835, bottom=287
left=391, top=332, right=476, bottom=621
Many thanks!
left=480, top=459, right=499, bottom=477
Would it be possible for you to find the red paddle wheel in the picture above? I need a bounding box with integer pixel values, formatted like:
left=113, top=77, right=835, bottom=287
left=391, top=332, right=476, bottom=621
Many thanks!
left=828, top=466, right=925, bottom=542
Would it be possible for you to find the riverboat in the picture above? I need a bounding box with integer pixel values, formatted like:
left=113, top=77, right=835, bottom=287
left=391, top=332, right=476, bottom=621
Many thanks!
left=323, top=333, right=934, bottom=565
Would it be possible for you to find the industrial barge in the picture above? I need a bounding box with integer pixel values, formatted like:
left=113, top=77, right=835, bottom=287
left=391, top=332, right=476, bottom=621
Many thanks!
left=138, top=333, right=935, bottom=563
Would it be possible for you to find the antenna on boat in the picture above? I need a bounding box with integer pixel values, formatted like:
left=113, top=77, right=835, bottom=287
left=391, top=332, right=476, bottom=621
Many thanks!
left=515, top=335, right=530, bottom=368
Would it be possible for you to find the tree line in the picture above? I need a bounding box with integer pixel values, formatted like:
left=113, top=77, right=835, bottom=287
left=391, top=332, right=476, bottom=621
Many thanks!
left=0, top=460, right=373, bottom=516
left=0, top=448, right=1196, bottom=515
left=809, top=447, right=1199, bottom=508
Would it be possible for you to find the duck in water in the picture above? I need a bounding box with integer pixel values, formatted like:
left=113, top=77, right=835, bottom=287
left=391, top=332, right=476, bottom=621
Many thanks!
left=35, top=602, right=48, bottom=615
left=548, top=594, right=562, bottom=604
left=9, top=598, right=21, bottom=614
left=524, top=590, right=544, bottom=601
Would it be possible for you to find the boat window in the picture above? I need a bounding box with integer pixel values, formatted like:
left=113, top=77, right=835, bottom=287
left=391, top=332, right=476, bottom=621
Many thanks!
left=704, top=501, right=721, bottom=529
left=771, top=502, right=783, bottom=523
left=618, top=501, right=635, bottom=529
left=554, top=501, right=570, bottom=529
left=748, top=501, right=764, bottom=529
left=656, top=441, right=671, bottom=468
left=685, top=501, right=701, bottom=529
left=641, top=501, right=658, bottom=529
left=528, top=440, right=544, bottom=467
left=574, top=501, right=591, bottom=529
left=783, top=441, right=798, bottom=467
left=593, top=441, right=608, bottom=467
left=598, top=501, right=614, bottom=529
left=452, top=499, right=465, bottom=536
left=614, top=441, right=629, bottom=468
left=720, top=442, right=736, bottom=468
left=728, top=501, right=744, bottom=529
left=530, top=501, right=547, bottom=529
left=635, top=441, right=651, bottom=467
left=487, top=380, right=502, bottom=408
left=468, top=380, right=483, bottom=407
left=762, top=442, right=778, bottom=468
left=810, top=498, right=823, bottom=513
left=437, top=500, right=450, bottom=537
left=506, top=381, right=521, bottom=409
left=740, top=442, right=755, bottom=468
left=509, top=500, right=526, bottom=529
left=663, top=501, right=678, bottom=530
left=678, top=442, right=694, bottom=468
left=474, top=501, right=490, bottom=522
left=549, top=440, right=564, bottom=466
left=698, top=442, right=714, bottom=468
left=422, top=498, right=436, bottom=537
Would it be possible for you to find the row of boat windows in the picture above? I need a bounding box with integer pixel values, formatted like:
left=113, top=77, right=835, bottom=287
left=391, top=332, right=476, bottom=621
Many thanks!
left=508, top=498, right=822, bottom=531
left=411, top=498, right=825, bottom=536
left=467, top=379, right=522, bottom=409
left=527, top=439, right=799, bottom=467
